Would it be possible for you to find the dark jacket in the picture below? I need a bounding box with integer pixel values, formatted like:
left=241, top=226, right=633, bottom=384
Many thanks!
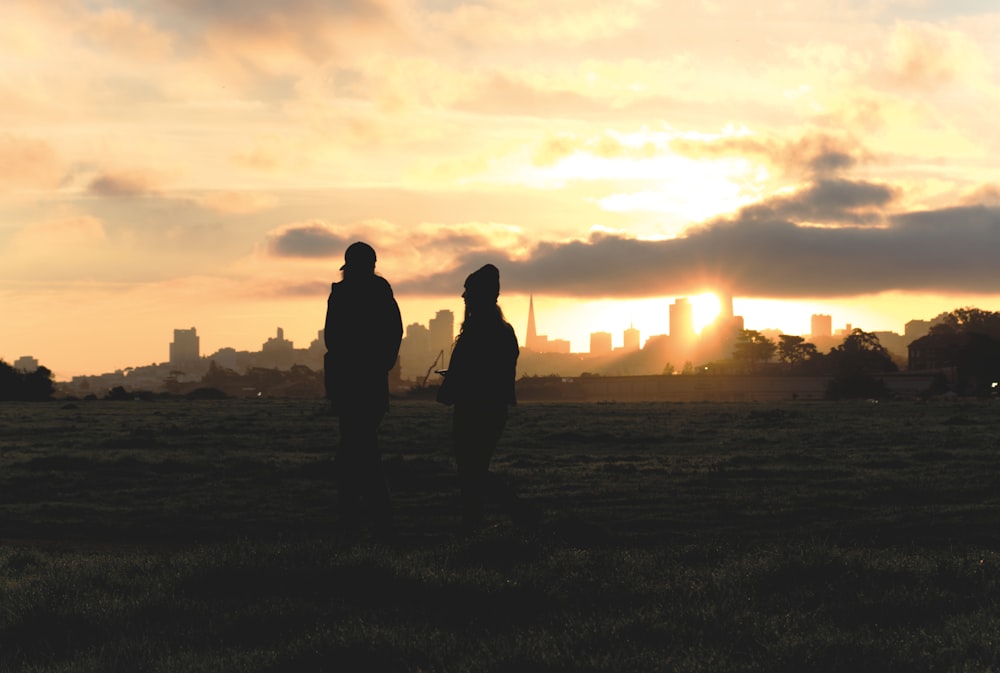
left=438, top=319, right=519, bottom=407
left=324, top=274, right=402, bottom=413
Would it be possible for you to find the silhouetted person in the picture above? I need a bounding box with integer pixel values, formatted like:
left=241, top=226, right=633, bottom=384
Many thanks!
left=325, top=241, right=402, bottom=540
left=437, top=264, right=525, bottom=531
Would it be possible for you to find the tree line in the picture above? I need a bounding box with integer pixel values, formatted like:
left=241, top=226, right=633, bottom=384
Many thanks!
left=0, top=361, right=55, bottom=401
left=727, top=307, right=1000, bottom=398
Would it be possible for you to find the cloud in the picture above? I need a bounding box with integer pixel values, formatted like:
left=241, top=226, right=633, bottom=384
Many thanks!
left=83, top=8, right=174, bottom=60
left=885, top=21, right=988, bottom=89
left=960, top=184, right=1000, bottom=207
left=267, top=280, right=333, bottom=298
left=532, top=132, right=659, bottom=166
left=158, top=0, right=399, bottom=71
left=396, top=204, right=1000, bottom=300
left=0, top=134, right=62, bottom=190
left=736, top=179, right=897, bottom=226
left=424, top=0, right=651, bottom=45
left=266, top=222, right=350, bottom=258
left=670, top=132, right=867, bottom=179
left=88, top=171, right=159, bottom=197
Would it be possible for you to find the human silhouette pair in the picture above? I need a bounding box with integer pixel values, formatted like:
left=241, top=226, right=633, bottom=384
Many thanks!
left=325, top=244, right=528, bottom=539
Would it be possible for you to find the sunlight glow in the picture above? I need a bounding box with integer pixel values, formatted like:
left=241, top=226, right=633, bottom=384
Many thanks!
left=690, top=292, right=722, bottom=333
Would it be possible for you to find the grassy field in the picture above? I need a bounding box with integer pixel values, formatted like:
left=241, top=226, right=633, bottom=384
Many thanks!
left=1, top=398, right=999, bottom=672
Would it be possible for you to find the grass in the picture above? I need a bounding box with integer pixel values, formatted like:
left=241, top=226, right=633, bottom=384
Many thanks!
left=1, top=398, right=1000, bottom=672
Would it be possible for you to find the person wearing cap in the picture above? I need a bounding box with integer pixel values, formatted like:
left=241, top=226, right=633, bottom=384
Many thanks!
left=324, top=241, right=403, bottom=540
left=437, top=264, right=523, bottom=531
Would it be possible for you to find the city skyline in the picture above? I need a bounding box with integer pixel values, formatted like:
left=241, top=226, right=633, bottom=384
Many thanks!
left=13, top=290, right=972, bottom=382
left=3, top=2, right=1000, bottom=378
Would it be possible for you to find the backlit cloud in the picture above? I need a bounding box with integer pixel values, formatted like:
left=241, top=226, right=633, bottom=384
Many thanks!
left=398, top=204, right=1000, bottom=299
left=737, top=179, right=898, bottom=226
left=267, top=222, right=350, bottom=258
left=670, top=132, right=868, bottom=180
left=88, top=171, right=160, bottom=198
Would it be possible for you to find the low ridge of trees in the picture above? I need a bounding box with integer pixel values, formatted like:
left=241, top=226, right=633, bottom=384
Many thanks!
left=911, top=307, right=1000, bottom=396
left=0, top=360, right=55, bottom=401
left=719, top=328, right=898, bottom=398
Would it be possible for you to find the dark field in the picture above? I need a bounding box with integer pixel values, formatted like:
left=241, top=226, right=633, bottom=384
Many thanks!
left=2, top=398, right=1000, bottom=672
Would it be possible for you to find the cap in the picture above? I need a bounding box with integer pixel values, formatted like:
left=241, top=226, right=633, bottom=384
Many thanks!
left=340, top=241, right=377, bottom=271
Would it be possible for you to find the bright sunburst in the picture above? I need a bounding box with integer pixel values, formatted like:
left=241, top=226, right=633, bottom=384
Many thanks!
left=690, top=292, right=722, bottom=333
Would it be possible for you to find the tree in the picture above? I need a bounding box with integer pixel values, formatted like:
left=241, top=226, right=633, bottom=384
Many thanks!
left=732, top=330, right=777, bottom=373
left=0, top=360, right=55, bottom=401
left=825, top=328, right=897, bottom=399
left=912, top=307, right=1000, bottom=396
left=22, top=366, right=55, bottom=401
left=931, top=307, right=1000, bottom=338
left=777, top=335, right=819, bottom=372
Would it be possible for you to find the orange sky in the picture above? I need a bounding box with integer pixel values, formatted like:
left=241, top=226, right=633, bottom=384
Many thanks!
left=3, top=1, right=1000, bottom=378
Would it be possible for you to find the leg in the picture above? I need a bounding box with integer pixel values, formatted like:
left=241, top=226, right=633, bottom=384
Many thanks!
left=337, top=409, right=389, bottom=534
left=453, top=405, right=507, bottom=528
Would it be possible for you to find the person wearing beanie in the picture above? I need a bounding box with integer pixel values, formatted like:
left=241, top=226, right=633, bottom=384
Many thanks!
left=324, top=241, right=403, bottom=541
left=437, top=264, right=523, bottom=531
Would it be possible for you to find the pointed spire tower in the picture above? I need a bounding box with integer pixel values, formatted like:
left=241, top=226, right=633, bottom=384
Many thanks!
left=526, top=294, right=538, bottom=351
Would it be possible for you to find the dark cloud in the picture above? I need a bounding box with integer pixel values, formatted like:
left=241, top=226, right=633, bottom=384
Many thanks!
left=155, top=0, right=393, bottom=61
left=267, top=223, right=349, bottom=258
left=739, top=178, right=897, bottom=226
left=88, top=172, right=156, bottom=197
left=396, top=204, right=1000, bottom=300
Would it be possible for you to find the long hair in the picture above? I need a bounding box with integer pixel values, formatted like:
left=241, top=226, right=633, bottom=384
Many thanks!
left=460, top=299, right=505, bottom=336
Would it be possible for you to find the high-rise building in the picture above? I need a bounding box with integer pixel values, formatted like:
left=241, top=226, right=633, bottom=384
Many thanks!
left=13, top=355, right=39, bottom=372
left=670, top=298, right=694, bottom=341
left=259, top=327, right=296, bottom=368
left=169, top=327, right=200, bottom=368
left=623, top=325, right=640, bottom=351
left=526, top=294, right=540, bottom=351
left=590, top=331, right=612, bottom=355
left=429, top=310, right=455, bottom=366
left=399, top=310, right=455, bottom=381
left=810, top=314, right=832, bottom=338
left=718, top=292, right=735, bottom=320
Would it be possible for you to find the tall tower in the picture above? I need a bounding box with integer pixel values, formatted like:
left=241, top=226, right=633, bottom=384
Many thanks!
left=811, top=314, right=832, bottom=338
left=670, top=298, right=695, bottom=341
left=170, top=327, right=200, bottom=368
left=624, top=324, right=640, bottom=351
left=718, top=292, right=734, bottom=320
left=429, top=309, right=455, bottom=366
left=526, top=294, right=538, bottom=350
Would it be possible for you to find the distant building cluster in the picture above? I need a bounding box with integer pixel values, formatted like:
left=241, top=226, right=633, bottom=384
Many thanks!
left=41, top=291, right=946, bottom=397
left=399, top=310, right=455, bottom=383
left=524, top=295, right=571, bottom=354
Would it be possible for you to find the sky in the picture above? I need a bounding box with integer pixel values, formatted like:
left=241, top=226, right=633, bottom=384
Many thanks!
left=3, top=0, right=1000, bottom=378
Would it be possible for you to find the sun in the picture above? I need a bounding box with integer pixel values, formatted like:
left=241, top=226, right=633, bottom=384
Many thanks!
left=690, top=292, right=722, bottom=333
